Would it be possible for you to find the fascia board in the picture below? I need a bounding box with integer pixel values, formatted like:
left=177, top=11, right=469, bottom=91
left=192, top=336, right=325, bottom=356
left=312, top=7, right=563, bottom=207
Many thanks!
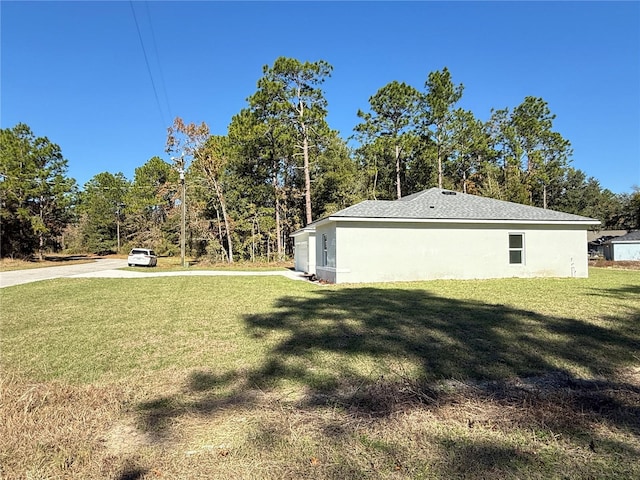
left=290, top=226, right=316, bottom=237
left=325, top=216, right=601, bottom=227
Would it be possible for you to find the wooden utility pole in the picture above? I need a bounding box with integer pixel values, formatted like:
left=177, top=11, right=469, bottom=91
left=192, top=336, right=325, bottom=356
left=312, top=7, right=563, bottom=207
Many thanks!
left=180, top=168, right=186, bottom=267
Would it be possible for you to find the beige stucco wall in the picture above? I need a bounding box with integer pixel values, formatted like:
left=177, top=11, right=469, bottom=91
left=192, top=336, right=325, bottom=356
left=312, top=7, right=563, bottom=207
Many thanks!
left=314, top=220, right=589, bottom=284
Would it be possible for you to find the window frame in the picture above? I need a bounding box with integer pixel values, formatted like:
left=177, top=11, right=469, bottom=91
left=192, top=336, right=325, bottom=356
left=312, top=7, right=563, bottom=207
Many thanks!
left=508, top=233, right=525, bottom=265
left=321, top=234, right=328, bottom=266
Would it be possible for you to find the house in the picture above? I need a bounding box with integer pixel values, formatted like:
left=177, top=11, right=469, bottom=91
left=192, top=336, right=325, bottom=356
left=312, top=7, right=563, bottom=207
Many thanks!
left=291, top=188, right=600, bottom=284
left=603, top=231, right=640, bottom=261
left=587, top=230, right=627, bottom=258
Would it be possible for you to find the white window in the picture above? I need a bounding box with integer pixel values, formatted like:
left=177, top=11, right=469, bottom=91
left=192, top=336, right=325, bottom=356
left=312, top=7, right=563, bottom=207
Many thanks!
left=509, top=233, right=524, bottom=264
left=322, top=234, right=328, bottom=266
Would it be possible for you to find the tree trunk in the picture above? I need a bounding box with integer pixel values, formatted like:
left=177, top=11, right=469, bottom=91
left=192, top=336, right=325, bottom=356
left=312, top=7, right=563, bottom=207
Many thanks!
left=214, top=207, right=228, bottom=262
left=38, top=234, right=44, bottom=261
left=395, top=144, right=402, bottom=199
left=372, top=166, right=378, bottom=200
left=437, top=132, right=443, bottom=189
left=303, top=124, right=313, bottom=225
left=116, top=210, right=121, bottom=253
left=212, top=177, right=234, bottom=263
left=267, top=231, right=271, bottom=262
left=273, top=168, right=283, bottom=261
left=38, top=199, right=44, bottom=261
left=251, top=215, right=256, bottom=263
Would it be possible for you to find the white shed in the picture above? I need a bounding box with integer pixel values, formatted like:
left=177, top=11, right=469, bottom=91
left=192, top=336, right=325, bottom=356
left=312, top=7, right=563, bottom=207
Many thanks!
left=292, top=188, right=600, bottom=284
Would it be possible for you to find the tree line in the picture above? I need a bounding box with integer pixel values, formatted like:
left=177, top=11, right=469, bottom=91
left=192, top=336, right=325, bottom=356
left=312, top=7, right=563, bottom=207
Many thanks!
left=2, top=58, right=639, bottom=260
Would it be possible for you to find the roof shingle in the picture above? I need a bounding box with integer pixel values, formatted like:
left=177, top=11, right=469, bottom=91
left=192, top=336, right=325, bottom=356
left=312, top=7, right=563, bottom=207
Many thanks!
left=328, top=188, right=599, bottom=223
left=608, top=230, right=640, bottom=242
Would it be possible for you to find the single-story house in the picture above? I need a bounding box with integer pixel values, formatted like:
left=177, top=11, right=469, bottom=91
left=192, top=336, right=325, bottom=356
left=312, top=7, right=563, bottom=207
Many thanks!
left=291, top=188, right=600, bottom=284
left=587, top=230, right=627, bottom=257
left=603, top=231, right=640, bottom=261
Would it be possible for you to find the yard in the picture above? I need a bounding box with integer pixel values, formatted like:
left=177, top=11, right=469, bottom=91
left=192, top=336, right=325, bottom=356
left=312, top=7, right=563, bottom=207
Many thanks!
left=1, top=269, right=639, bottom=479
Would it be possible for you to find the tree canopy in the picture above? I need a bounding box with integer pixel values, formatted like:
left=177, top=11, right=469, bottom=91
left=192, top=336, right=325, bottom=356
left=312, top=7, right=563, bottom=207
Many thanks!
left=1, top=124, right=77, bottom=258
left=2, top=61, right=637, bottom=260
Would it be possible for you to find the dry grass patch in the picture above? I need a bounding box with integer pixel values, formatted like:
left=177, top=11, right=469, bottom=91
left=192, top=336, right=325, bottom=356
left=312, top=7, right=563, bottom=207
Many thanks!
left=2, top=368, right=638, bottom=479
left=0, top=254, right=97, bottom=272
left=589, top=259, right=640, bottom=270
left=0, top=374, right=134, bottom=479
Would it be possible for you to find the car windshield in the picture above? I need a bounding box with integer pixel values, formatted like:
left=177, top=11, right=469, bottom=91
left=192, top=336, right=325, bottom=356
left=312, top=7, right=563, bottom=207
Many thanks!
left=131, top=249, right=148, bottom=255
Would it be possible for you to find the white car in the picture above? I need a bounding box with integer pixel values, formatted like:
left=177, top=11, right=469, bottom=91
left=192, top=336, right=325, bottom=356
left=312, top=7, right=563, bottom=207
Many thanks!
left=127, top=248, right=158, bottom=267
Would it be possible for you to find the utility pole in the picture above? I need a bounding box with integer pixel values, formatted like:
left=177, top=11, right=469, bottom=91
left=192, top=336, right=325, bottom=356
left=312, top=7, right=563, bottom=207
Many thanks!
left=180, top=167, right=186, bottom=267
left=172, top=154, right=187, bottom=268
left=116, top=204, right=121, bottom=253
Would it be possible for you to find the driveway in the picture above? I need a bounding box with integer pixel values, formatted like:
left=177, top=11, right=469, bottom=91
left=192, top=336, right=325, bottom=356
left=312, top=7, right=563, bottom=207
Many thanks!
left=0, top=259, right=307, bottom=288
left=0, top=258, right=129, bottom=288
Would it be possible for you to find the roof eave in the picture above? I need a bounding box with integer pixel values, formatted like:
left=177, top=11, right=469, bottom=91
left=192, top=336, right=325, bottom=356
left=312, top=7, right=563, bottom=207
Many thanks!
left=324, top=216, right=600, bottom=226
left=290, top=225, right=317, bottom=237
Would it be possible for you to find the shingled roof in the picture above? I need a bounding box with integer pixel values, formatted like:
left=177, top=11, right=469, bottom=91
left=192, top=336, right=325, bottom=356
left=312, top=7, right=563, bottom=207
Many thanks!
left=606, top=230, right=640, bottom=243
left=324, top=188, right=599, bottom=223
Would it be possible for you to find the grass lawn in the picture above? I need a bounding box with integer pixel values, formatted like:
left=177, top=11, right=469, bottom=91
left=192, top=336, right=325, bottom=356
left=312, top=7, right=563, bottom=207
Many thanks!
left=1, top=268, right=639, bottom=479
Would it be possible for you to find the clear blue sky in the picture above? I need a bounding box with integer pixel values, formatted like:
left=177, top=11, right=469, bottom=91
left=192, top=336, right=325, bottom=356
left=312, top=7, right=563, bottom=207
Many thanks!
left=2, top=1, right=639, bottom=194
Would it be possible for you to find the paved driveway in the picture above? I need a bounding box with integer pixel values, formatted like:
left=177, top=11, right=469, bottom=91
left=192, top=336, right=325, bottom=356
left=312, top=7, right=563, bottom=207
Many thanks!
left=0, top=258, right=129, bottom=288
left=0, top=259, right=307, bottom=288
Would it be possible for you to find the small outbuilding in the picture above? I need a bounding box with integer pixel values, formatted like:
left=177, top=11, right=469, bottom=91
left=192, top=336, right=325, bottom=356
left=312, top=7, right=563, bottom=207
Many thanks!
left=292, top=225, right=316, bottom=275
left=292, top=188, right=600, bottom=284
left=603, top=231, right=640, bottom=261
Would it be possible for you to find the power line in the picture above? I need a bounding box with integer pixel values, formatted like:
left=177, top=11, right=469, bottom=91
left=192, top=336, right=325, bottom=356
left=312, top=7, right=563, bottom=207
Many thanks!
left=144, top=1, right=172, bottom=122
left=129, top=0, right=167, bottom=128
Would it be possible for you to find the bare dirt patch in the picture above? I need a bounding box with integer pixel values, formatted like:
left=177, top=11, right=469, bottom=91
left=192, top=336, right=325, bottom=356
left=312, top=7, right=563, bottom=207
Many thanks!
left=104, top=421, right=170, bottom=457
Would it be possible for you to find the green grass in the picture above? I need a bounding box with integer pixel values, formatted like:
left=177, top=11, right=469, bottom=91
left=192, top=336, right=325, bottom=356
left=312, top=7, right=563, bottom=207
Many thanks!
left=1, top=275, right=298, bottom=383
left=3, top=269, right=636, bottom=385
left=1, top=268, right=639, bottom=479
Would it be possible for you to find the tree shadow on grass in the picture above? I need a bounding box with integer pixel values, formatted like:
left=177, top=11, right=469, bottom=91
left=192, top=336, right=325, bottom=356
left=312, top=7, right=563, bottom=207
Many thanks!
left=42, top=254, right=93, bottom=262
left=590, top=283, right=640, bottom=301
left=434, top=438, right=539, bottom=479
left=135, top=286, right=640, bottom=476
left=245, top=288, right=638, bottom=384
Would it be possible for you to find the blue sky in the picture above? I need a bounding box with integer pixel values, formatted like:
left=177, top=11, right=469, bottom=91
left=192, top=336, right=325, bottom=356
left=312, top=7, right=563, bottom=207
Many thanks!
left=2, top=1, right=639, bottom=194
